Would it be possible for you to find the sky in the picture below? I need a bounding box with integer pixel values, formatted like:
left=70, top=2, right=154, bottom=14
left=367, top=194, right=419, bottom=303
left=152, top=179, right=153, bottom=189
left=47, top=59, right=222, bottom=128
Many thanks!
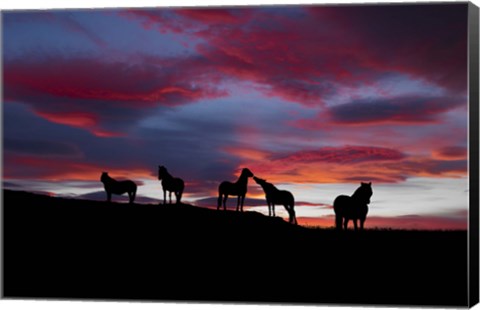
left=2, top=3, right=470, bottom=229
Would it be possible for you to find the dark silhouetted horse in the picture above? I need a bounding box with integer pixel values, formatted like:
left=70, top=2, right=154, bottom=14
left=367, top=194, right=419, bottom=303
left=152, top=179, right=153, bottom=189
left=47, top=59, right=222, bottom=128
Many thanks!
left=100, top=172, right=137, bottom=204
left=158, top=166, right=184, bottom=204
left=333, top=182, right=373, bottom=231
left=254, top=176, right=297, bottom=225
left=217, top=168, right=254, bottom=211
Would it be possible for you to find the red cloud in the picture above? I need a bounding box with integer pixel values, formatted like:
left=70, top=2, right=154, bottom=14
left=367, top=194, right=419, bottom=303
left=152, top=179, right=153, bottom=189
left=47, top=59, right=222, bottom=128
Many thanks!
left=124, top=4, right=467, bottom=108
left=4, top=57, right=221, bottom=104
left=225, top=145, right=467, bottom=184
left=35, top=110, right=97, bottom=127
left=176, top=9, right=249, bottom=24
left=4, top=56, right=227, bottom=136
left=274, top=146, right=406, bottom=164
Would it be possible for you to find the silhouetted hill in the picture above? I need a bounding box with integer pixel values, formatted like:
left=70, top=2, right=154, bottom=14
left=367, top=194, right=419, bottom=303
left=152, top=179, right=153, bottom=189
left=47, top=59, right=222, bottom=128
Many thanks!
left=3, top=190, right=468, bottom=306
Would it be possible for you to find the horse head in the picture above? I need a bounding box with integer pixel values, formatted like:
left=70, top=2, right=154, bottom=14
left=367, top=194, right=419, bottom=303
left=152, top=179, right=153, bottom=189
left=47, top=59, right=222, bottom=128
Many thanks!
left=158, top=166, right=167, bottom=180
left=358, top=182, right=373, bottom=204
left=253, top=176, right=266, bottom=185
left=241, top=168, right=254, bottom=178
left=100, top=172, right=109, bottom=182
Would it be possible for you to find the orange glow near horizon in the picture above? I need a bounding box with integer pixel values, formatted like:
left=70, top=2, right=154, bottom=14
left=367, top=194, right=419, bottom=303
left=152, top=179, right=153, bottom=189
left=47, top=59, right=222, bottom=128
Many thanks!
left=297, top=215, right=467, bottom=231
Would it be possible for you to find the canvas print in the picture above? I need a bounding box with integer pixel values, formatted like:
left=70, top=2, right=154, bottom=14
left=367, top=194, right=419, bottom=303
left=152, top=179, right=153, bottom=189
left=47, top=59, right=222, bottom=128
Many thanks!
left=2, top=2, right=479, bottom=307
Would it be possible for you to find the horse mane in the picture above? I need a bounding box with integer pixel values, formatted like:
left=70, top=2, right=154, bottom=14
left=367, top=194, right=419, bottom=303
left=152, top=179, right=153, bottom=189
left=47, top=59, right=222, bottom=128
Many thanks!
left=264, top=182, right=278, bottom=192
left=235, top=168, right=253, bottom=184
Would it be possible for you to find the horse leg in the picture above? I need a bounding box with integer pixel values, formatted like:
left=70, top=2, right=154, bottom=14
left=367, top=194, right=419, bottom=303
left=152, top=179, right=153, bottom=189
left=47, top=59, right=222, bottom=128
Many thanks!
left=217, top=193, right=222, bottom=210
left=176, top=190, right=183, bottom=204
left=106, top=192, right=111, bottom=203
left=240, top=195, right=245, bottom=212
left=268, top=201, right=271, bottom=216
left=285, top=205, right=291, bottom=223
left=236, top=196, right=241, bottom=212
left=223, top=195, right=228, bottom=211
left=169, top=191, right=173, bottom=204
left=344, top=218, right=349, bottom=230
left=335, top=214, right=343, bottom=230
left=353, top=219, right=358, bottom=231
left=272, top=203, right=275, bottom=216
left=285, top=205, right=292, bottom=223
left=360, top=218, right=365, bottom=230
left=163, top=190, right=166, bottom=205
left=132, top=188, right=136, bottom=203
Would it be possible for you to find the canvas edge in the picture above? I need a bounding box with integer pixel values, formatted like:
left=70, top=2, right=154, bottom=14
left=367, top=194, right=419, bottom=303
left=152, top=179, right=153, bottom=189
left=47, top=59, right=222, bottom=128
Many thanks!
left=0, top=10, right=4, bottom=301
left=469, top=1, right=480, bottom=308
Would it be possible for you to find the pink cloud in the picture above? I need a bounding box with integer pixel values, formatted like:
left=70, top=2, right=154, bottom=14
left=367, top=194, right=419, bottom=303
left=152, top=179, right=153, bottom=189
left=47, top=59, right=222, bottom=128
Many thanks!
left=432, top=146, right=468, bottom=160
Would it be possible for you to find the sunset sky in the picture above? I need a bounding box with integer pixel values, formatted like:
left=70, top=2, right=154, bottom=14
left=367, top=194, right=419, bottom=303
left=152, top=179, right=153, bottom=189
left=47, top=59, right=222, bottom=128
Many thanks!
left=3, top=3, right=470, bottom=229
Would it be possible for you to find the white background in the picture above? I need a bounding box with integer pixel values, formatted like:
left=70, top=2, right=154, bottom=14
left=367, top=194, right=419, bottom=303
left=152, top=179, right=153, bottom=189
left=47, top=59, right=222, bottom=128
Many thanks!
left=1, top=0, right=479, bottom=309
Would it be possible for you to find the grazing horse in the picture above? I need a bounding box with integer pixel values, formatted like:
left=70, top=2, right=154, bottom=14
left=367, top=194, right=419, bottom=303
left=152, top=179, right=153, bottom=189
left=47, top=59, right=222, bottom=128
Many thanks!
left=333, top=182, right=373, bottom=231
left=100, top=172, right=137, bottom=204
left=217, top=168, right=254, bottom=211
left=253, top=176, right=297, bottom=225
left=158, top=166, right=185, bottom=204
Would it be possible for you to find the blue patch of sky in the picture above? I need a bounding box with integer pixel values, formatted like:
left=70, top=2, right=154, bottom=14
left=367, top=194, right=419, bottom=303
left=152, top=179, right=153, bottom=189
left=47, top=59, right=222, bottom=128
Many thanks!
left=3, top=12, right=99, bottom=60
left=137, top=81, right=321, bottom=152
left=3, top=10, right=203, bottom=62
left=71, top=10, right=202, bottom=57
left=245, top=7, right=309, bottom=33
left=324, top=72, right=447, bottom=107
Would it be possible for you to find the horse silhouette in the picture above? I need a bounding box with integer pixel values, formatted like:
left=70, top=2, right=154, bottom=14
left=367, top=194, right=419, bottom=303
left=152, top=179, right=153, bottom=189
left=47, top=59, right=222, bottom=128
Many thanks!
left=253, top=176, right=297, bottom=225
left=333, top=182, right=373, bottom=231
left=217, top=168, right=254, bottom=211
left=158, top=166, right=185, bottom=204
left=100, top=172, right=137, bottom=204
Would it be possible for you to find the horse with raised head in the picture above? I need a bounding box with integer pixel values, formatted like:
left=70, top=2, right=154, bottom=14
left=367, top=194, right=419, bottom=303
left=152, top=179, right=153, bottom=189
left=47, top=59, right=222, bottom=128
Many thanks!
left=217, top=168, right=254, bottom=211
left=158, top=166, right=185, bottom=204
left=253, top=176, right=297, bottom=225
left=333, top=182, right=373, bottom=231
left=100, top=172, right=137, bottom=204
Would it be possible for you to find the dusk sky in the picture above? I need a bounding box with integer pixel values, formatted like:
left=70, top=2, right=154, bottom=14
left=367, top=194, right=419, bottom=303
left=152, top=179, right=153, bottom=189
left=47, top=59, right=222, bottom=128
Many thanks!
left=3, top=3, right=470, bottom=229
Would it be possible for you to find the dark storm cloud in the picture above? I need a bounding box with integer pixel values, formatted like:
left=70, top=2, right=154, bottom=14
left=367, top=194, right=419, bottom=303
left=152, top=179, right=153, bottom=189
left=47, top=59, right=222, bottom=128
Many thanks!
left=4, top=138, right=82, bottom=157
left=327, top=96, right=464, bottom=125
